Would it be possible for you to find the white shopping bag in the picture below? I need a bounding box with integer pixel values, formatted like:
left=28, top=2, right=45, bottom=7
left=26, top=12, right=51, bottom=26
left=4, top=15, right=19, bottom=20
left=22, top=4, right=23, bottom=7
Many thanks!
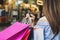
left=34, top=28, right=44, bottom=40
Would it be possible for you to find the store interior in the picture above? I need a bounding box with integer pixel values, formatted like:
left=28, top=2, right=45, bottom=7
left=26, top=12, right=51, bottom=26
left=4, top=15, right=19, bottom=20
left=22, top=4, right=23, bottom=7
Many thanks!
left=0, top=0, right=43, bottom=31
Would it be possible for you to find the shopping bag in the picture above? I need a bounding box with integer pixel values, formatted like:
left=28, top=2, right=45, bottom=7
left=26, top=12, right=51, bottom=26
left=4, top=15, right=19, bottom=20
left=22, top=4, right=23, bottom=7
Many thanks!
left=22, top=28, right=31, bottom=40
left=28, top=27, right=34, bottom=40
left=0, top=22, right=30, bottom=40
left=34, top=28, right=44, bottom=40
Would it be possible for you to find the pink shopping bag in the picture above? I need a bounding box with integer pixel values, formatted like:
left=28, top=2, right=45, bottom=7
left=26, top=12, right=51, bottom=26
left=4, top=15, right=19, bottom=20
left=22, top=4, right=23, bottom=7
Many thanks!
left=0, top=22, right=30, bottom=40
left=22, top=28, right=31, bottom=40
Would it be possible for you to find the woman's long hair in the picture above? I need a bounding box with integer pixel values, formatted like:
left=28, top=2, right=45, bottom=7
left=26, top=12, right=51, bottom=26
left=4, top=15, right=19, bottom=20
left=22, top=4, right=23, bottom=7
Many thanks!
left=43, top=0, right=60, bottom=35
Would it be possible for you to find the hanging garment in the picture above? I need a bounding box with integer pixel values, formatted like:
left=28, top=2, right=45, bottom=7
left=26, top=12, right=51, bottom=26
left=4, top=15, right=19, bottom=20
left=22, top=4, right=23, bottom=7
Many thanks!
left=1, top=10, right=8, bottom=16
left=0, top=16, right=6, bottom=23
left=11, top=10, right=18, bottom=17
left=0, top=9, right=4, bottom=16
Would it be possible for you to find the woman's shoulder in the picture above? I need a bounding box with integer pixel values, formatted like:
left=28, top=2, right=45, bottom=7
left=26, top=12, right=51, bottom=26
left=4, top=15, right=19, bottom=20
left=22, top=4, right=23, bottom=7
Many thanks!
left=37, top=16, right=50, bottom=26
left=36, top=16, right=54, bottom=39
left=35, top=16, right=60, bottom=40
left=35, top=16, right=50, bottom=29
left=38, top=16, right=48, bottom=22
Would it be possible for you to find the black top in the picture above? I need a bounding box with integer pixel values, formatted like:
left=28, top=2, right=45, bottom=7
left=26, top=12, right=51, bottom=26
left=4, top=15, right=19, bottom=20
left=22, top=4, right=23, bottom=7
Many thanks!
left=1, top=10, right=8, bottom=16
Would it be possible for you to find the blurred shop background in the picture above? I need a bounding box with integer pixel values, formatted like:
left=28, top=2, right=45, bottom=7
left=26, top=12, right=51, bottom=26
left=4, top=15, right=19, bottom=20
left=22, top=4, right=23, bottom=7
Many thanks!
left=0, top=0, right=43, bottom=29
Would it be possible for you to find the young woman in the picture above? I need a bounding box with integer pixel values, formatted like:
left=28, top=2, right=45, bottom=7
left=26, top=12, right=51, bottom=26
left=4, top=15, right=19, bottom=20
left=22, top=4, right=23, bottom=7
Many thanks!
left=35, top=0, right=60, bottom=40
